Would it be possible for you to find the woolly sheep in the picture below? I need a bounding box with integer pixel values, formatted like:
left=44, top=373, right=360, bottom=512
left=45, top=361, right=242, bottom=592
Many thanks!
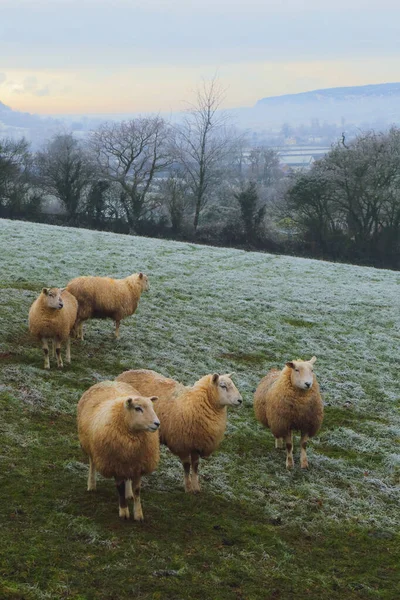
left=253, top=357, right=323, bottom=469
left=116, top=369, right=243, bottom=493
left=77, top=380, right=160, bottom=520
left=66, top=272, right=149, bottom=340
left=28, top=287, right=78, bottom=369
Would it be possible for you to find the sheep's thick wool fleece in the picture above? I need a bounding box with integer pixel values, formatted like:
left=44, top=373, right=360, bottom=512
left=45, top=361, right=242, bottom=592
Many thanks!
left=254, top=367, right=323, bottom=438
left=117, top=370, right=227, bottom=460
left=29, top=290, right=77, bottom=340
left=67, top=275, right=143, bottom=322
left=77, top=380, right=159, bottom=480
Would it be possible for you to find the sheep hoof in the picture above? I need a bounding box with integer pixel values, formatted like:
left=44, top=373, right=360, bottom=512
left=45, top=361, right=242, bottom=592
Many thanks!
left=119, top=506, right=130, bottom=519
left=301, top=461, right=309, bottom=469
left=87, top=485, right=96, bottom=492
left=134, top=513, right=144, bottom=522
left=286, top=460, right=294, bottom=470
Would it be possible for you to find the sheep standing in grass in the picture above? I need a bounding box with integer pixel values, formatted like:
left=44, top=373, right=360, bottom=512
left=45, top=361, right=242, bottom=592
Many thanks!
left=254, top=357, right=323, bottom=469
left=77, top=380, right=160, bottom=520
left=116, top=369, right=243, bottom=493
left=28, top=288, right=78, bottom=369
left=66, top=272, right=149, bottom=340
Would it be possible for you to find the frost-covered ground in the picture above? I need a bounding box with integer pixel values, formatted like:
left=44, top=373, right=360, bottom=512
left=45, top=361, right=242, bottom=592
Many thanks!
left=0, top=219, right=399, bottom=600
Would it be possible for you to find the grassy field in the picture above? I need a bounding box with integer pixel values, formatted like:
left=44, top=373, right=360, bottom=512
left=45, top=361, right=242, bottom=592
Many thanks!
left=0, top=218, right=399, bottom=600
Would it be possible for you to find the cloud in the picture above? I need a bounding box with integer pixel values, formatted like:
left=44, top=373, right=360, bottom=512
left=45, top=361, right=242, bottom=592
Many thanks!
left=0, top=72, right=6, bottom=85
left=7, top=75, right=51, bottom=96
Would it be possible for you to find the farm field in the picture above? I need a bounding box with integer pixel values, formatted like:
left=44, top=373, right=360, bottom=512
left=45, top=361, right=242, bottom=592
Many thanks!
left=0, top=218, right=399, bottom=600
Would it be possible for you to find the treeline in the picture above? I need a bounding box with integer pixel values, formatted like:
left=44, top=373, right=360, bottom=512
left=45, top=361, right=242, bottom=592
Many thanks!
left=1, top=83, right=399, bottom=269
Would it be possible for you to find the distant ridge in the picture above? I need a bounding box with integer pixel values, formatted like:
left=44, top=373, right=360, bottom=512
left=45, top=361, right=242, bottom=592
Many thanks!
left=256, top=82, right=400, bottom=106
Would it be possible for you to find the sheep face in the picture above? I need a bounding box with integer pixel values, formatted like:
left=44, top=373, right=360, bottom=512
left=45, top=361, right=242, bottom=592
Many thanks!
left=138, top=272, right=150, bottom=292
left=286, top=356, right=317, bottom=390
left=213, top=374, right=243, bottom=407
left=124, top=396, right=160, bottom=432
left=42, top=287, right=64, bottom=310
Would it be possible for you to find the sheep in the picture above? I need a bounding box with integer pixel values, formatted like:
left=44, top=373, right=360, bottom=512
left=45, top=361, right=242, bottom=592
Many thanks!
left=66, top=272, right=150, bottom=340
left=116, top=369, right=243, bottom=493
left=77, top=380, right=160, bottom=520
left=253, top=357, right=323, bottom=470
left=28, top=287, right=78, bottom=369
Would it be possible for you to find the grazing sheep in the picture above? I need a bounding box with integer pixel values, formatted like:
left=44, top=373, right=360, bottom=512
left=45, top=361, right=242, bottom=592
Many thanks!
left=77, top=380, right=160, bottom=520
left=254, top=357, right=323, bottom=469
left=28, top=288, right=78, bottom=369
left=116, top=369, right=243, bottom=493
left=66, top=272, right=149, bottom=340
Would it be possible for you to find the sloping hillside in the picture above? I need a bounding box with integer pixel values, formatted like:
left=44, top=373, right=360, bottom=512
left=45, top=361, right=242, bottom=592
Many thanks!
left=0, top=219, right=399, bottom=599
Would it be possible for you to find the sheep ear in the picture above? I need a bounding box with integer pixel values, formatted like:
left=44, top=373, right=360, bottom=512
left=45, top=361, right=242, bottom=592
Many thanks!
left=309, top=356, right=317, bottom=365
left=212, top=373, right=219, bottom=384
left=125, top=397, right=134, bottom=408
left=286, top=362, right=295, bottom=369
left=227, top=372, right=235, bottom=378
left=139, top=272, right=144, bottom=279
left=150, top=396, right=158, bottom=403
left=59, top=287, right=66, bottom=293
left=42, top=288, right=49, bottom=295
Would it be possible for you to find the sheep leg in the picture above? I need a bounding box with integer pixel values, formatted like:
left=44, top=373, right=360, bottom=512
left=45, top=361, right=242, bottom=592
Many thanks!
left=125, top=479, right=133, bottom=500
left=275, top=437, right=284, bottom=449
left=285, top=432, right=294, bottom=469
left=190, top=451, right=201, bottom=493
left=42, top=338, right=50, bottom=369
left=115, top=320, right=120, bottom=339
left=52, top=338, right=56, bottom=358
left=65, top=337, right=71, bottom=364
left=75, top=321, right=84, bottom=341
left=87, top=456, right=96, bottom=491
left=132, top=477, right=144, bottom=521
left=115, top=478, right=130, bottom=519
left=300, top=433, right=309, bottom=469
left=55, top=339, right=63, bottom=368
left=182, top=457, right=192, bottom=492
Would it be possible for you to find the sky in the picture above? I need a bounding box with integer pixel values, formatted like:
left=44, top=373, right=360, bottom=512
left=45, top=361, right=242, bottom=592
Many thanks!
left=1, top=0, right=400, bottom=115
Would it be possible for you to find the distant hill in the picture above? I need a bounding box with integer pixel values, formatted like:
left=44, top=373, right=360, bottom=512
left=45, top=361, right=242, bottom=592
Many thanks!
left=256, top=82, right=400, bottom=106
left=233, top=82, right=400, bottom=130
left=0, top=100, right=64, bottom=148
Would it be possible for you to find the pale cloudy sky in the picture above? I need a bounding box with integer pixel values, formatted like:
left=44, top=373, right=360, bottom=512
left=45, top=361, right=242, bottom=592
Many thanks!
left=0, top=0, right=399, bottom=114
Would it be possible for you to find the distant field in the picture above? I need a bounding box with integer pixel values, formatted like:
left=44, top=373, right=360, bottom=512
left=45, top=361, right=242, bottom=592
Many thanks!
left=0, top=218, right=399, bottom=600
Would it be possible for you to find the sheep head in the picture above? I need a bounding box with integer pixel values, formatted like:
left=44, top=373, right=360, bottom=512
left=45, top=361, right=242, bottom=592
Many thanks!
left=212, top=373, right=243, bottom=407
left=124, top=395, right=160, bottom=432
left=138, top=272, right=150, bottom=292
left=285, top=356, right=317, bottom=390
left=42, top=287, right=64, bottom=310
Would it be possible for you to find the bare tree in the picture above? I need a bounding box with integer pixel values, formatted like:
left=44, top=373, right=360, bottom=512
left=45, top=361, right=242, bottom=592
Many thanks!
left=36, top=133, right=93, bottom=222
left=172, top=78, right=239, bottom=233
left=89, top=117, right=171, bottom=233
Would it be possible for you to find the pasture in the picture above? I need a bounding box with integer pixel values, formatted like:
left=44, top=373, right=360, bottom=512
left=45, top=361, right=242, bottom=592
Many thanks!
left=0, top=218, right=399, bottom=600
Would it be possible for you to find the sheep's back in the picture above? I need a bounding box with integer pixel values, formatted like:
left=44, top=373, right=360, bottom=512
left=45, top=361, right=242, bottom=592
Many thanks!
left=67, top=277, right=135, bottom=320
left=116, top=369, right=183, bottom=401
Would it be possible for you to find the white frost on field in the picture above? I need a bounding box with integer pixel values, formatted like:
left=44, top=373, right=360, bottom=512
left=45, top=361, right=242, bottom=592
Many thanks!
left=0, top=218, right=399, bottom=528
